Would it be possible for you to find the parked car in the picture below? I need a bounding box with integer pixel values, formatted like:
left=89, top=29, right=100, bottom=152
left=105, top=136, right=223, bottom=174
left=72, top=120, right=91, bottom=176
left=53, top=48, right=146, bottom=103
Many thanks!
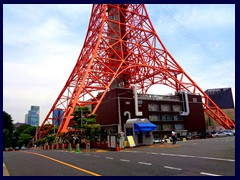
left=197, top=132, right=213, bottom=139
left=15, top=147, right=20, bottom=151
left=153, top=139, right=161, bottom=143
left=21, top=146, right=27, bottom=150
left=153, top=135, right=164, bottom=143
left=223, top=130, right=234, bottom=136
left=211, top=131, right=227, bottom=138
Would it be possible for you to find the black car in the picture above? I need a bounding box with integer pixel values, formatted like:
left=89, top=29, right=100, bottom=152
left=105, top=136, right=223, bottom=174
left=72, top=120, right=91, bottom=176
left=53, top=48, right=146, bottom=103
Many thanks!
left=195, top=132, right=212, bottom=139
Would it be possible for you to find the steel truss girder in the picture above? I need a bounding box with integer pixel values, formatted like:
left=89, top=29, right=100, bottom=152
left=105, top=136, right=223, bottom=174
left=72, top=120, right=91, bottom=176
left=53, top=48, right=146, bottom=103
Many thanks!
left=36, top=4, right=234, bottom=140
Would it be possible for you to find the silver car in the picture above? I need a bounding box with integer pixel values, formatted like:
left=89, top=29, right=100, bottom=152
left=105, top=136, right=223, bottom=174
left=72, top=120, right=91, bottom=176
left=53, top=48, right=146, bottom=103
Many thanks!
left=223, top=130, right=234, bottom=136
left=211, top=131, right=227, bottom=138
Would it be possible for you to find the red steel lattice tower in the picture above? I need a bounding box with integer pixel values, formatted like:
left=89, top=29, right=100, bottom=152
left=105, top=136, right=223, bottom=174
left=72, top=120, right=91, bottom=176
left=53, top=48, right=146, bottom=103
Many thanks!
left=36, top=4, right=235, bottom=139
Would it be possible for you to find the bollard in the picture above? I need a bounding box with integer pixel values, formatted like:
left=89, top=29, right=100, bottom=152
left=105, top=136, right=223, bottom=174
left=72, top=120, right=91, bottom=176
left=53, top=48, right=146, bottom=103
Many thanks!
left=76, top=143, right=81, bottom=154
left=69, top=143, right=72, bottom=152
left=86, top=142, right=90, bottom=151
left=62, top=143, right=64, bottom=151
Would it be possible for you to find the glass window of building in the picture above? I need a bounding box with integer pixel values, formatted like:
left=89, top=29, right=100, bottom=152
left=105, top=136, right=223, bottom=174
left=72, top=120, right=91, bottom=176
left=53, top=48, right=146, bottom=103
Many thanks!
left=162, top=124, right=172, bottom=131
left=149, top=114, right=160, bottom=122
left=138, top=100, right=143, bottom=107
left=162, top=114, right=172, bottom=121
left=126, top=128, right=133, bottom=136
left=172, top=104, right=181, bottom=112
left=173, top=114, right=183, bottom=121
left=156, top=124, right=161, bottom=130
left=161, top=104, right=170, bottom=111
left=175, top=123, right=184, bottom=130
left=148, top=103, right=159, bottom=111
left=193, top=98, right=197, bottom=102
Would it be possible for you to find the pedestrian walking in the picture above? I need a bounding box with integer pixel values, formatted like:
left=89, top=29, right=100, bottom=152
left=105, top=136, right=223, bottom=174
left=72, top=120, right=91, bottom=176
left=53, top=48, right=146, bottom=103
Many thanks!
left=172, top=130, right=177, bottom=144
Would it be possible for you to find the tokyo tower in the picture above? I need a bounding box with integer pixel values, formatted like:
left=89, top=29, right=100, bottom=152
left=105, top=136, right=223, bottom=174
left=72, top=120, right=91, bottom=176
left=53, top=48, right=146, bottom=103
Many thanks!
left=35, top=4, right=235, bottom=139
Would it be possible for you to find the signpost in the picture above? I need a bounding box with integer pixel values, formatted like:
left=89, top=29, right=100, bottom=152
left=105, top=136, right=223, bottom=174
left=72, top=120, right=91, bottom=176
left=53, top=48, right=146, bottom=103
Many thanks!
left=127, top=136, right=136, bottom=147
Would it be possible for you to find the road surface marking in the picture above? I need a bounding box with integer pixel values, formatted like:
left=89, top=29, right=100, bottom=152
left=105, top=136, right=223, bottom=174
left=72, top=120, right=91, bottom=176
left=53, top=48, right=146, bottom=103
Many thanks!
left=120, top=159, right=130, bottom=162
left=160, top=153, right=234, bottom=162
left=84, top=154, right=90, bottom=156
left=164, top=166, right=182, bottom=171
left=138, top=162, right=152, bottom=166
left=147, top=152, right=158, bottom=155
left=200, top=172, right=222, bottom=176
left=105, top=157, right=114, bottom=160
left=123, top=150, right=140, bottom=153
left=94, top=155, right=100, bottom=157
left=23, top=151, right=101, bottom=176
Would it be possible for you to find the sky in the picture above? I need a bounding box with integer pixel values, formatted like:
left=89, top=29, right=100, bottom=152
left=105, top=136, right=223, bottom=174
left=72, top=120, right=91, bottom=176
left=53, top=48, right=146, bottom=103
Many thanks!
left=3, top=4, right=235, bottom=124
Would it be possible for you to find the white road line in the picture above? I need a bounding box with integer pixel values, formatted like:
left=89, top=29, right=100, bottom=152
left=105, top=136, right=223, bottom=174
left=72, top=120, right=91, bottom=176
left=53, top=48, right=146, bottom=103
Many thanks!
left=200, top=172, right=222, bottom=176
left=160, top=153, right=234, bottom=162
left=94, top=155, right=100, bottom=157
left=106, top=157, right=114, bottom=160
left=147, top=152, right=158, bottom=155
left=84, top=154, right=90, bottom=156
left=120, top=159, right=130, bottom=162
left=123, top=150, right=140, bottom=153
left=138, top=162, right=152, bottom=166
left=164, top=166, right=182, bottom=171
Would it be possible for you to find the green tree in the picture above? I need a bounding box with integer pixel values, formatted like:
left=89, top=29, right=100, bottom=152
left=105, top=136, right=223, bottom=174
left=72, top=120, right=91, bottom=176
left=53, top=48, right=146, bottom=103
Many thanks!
left=71, top=106, right=101, bottom=142
left=3, top=111, right=15, bottom=148
left=17, top=133, right=33, bottom=147
left=13, top=124, right=32, bottom=147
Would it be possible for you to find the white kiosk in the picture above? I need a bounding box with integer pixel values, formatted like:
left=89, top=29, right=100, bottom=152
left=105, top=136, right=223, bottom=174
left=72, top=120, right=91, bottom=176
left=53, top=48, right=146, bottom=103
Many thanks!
left=124, top=118, right=157, bottom=146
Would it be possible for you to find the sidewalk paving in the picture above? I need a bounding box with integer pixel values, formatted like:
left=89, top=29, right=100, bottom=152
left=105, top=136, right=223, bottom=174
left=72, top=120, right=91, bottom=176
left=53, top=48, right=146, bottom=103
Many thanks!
left=3, top=162, right=10, bottom=176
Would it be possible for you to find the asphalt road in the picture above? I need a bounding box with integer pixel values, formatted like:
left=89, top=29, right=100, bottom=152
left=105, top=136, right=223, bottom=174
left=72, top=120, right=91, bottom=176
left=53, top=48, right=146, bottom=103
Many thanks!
left=3, top=136, right=235, bottom=176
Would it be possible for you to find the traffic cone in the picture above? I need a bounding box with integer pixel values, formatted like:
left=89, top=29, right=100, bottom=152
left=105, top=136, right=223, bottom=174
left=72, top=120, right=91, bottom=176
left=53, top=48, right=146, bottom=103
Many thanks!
left=116, top=144, right=120, bottom=151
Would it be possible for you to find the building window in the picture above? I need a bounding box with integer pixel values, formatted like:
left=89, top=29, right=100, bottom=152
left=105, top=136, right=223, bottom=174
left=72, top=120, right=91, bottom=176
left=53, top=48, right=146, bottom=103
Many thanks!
left=161, top=104, right=170, bottom=111
left=162, top=114, right=172, bottom=121
left=193, top=98, right=197, bottom=102
left=162, top=124, right=172, bottom=131
left=172, top=104, right=181, bottom=112
left=174, top=123, right=184, bottom=130
left=138, top=100, right=142, bottom=107
left=155, top=124, right=161, bottom=130
left=149, top=114, right=160, bottom=122
left=126, top=128, right=133, bottom=136
left=148, top=103, right=159, bottom=111
left=173, top=114, right=183, bottom=121
left=126, top=101, right=130, bottom=105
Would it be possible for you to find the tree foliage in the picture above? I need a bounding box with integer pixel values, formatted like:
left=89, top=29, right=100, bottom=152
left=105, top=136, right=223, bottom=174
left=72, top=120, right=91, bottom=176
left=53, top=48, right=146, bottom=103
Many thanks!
left=70, top=106, right=100, bottom=142
left=3, top=111, right=15, bottom=148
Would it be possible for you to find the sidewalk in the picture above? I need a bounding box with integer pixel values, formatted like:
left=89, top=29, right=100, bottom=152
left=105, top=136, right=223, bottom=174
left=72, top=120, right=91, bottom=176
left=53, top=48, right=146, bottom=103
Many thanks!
left=3, top=162, right=10, bottom=176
